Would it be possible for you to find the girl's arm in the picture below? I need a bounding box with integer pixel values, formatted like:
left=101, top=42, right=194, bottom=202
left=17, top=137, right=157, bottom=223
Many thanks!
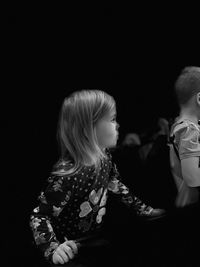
left=107, top=164, right=163, bottom=217
left=29, top=175, right=74, bottom=262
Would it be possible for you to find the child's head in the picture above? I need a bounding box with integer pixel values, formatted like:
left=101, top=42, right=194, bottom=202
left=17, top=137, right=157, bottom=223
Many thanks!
left=175, top=66, right=200, bottom=116
left=57, top=90, right=118, bottom=170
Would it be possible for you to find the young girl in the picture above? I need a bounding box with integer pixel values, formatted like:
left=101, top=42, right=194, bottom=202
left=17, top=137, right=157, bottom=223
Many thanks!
left=30, top=90, right=165, bottom=266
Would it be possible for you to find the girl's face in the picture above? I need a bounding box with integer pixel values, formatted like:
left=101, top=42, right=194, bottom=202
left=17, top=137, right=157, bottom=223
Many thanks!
left=95, top=110, right=119, bottom=149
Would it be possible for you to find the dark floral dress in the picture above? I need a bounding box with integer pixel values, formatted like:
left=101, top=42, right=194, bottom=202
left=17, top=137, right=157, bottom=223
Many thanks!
left=30, top=151, right=153, bottom=263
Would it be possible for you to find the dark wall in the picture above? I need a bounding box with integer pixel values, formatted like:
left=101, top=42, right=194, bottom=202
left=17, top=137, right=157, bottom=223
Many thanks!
left=4, top=6, right=200, bottom=266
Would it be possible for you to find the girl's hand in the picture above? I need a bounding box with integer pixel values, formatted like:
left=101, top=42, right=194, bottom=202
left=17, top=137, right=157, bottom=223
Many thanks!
left=52, top=238, right=78, bottom=265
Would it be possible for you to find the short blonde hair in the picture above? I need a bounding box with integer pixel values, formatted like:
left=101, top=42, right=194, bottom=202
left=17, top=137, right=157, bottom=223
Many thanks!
left=175, top=66, right=200, bottom=106
left=53, top=90, right=116, bottom=175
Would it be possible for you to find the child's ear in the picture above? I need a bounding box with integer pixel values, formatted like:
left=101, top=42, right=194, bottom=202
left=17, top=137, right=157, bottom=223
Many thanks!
left=197, top=92, right=200, bottom=106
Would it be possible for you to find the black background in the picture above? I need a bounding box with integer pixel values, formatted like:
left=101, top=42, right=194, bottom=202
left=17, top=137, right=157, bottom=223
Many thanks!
left=4, top=5, right=200, bottom=266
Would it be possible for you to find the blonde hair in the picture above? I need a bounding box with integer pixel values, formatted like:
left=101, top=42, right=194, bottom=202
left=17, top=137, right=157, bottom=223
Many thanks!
left=52, top=90, right=116, bottom=175
left=175, top=66, right=200, bottom=106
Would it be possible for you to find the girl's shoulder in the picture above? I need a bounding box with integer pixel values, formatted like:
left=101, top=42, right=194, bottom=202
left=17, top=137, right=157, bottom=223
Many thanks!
left=52, top=159, right=74, bottom=174
left=49, top=151, right=113, bottom=182
left=51, top=159, right=96, bottom=180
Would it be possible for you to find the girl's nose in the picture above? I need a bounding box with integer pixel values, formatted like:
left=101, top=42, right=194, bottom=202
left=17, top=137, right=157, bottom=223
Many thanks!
left=116, top=123, right=120, bottom=130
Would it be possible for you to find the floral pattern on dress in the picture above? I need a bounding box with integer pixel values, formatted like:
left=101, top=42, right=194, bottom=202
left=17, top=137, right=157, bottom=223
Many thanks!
left=52, top=178, right=64, bottom=192
left=30, top=217, right=47, bottom=245
left=38, top=192, right=48, bottom=204
left=30, top=216, right=42, bottom=229
left=30, top=150, right=155, bottom=264
left=51, top=191, right=71, bottom=217
left=60, top=190, right=71, bottom=206
left=52, top=206, right=63, bottom=216
left=96, top=207, right=106, bottom=223
left=99, top=188, right=107, bottom=207
left=78, top=188, right=107, bottom=231
left=30, top=216, right=58, bottom=247
left=108, top=177, right=129, bottom=194
left=79, top=202, right=92, bottom=218
left=44, top=242, right=59, bottom=258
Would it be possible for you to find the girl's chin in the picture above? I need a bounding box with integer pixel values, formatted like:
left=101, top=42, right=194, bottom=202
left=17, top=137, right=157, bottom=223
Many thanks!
left=110, top=140, right=118, bottom=148
left=103, top=138, right=118, bottom=149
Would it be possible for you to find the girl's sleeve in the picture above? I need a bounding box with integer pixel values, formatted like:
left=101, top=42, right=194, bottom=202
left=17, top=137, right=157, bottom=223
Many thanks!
left=107, top=162, right=153, bottom=215
left=29, top=175, right=74, bottom=262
